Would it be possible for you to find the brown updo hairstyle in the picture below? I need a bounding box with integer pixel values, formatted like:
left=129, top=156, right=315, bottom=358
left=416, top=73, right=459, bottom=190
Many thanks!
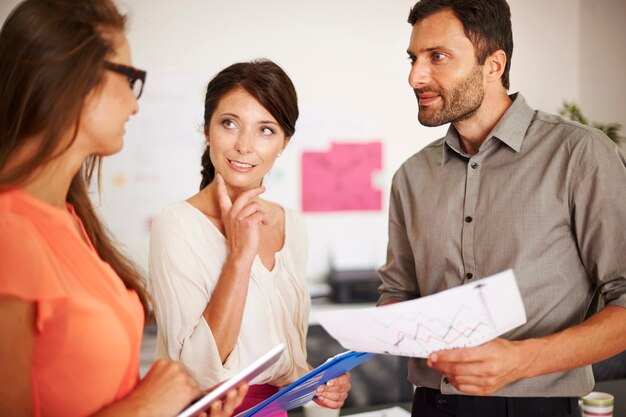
left=0, top=0, right=150, bottom=317
left=200, top=59, right=299, bottom=190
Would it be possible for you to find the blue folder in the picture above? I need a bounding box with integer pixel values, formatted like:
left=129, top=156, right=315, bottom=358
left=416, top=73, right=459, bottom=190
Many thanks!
left=235, top=351, right=375, bottom=417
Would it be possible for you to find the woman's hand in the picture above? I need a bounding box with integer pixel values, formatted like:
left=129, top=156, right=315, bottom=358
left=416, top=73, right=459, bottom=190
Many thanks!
left=216, top=173, right=266, bottom=264
left=203, top=383, right=248, bottom=417
left=94, top=360, right=248, bottom=417
left=94, top=359, right=200, bottom=417
left=120, top=359, right=201, bottom=417
left=313, top=373, right=351, bottom=409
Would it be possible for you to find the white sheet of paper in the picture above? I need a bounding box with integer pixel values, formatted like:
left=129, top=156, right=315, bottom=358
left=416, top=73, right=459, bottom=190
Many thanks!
left=317, top=269, right=527, bottom=357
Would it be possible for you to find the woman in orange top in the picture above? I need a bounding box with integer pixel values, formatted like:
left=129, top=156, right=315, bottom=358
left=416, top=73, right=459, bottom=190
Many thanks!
left=0, top=1, right=245, bottom=416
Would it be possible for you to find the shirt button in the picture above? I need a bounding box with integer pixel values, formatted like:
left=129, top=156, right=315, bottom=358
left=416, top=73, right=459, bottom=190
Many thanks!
left=443, top=377, right=449, bottom=384
left=465, top=216, right=473, bottom=223
left=466, top=272, right=473, bottom=280
left=470, top=162, right=479, bottom=169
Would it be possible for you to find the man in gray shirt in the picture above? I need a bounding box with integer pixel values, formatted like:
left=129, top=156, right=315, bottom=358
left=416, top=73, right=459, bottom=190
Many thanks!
left=377, top=0, right=626, bottom=415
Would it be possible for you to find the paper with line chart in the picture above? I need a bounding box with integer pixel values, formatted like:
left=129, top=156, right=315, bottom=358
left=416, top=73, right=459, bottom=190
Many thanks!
left=316, top=270, right=527, bottom=357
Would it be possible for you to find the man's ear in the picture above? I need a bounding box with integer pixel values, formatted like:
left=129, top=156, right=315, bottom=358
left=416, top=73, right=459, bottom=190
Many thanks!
left=485, top=49, right=507, bottom=84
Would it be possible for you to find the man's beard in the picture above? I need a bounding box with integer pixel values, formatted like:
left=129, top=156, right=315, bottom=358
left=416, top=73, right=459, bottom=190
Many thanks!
left=416, top=65, right=485, bottom=127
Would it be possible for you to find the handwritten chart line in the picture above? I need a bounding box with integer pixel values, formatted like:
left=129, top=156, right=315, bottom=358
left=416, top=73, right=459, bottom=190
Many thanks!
left=372, top=283, right=498, bottom=351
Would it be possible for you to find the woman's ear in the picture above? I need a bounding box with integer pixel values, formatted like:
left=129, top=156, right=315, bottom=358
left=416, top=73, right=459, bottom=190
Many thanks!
left=281, top=136, right=292, bottom=153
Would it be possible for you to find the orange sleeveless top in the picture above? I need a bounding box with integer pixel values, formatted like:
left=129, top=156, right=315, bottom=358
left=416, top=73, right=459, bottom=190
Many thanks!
left=0, top=189, right=144, bottom=417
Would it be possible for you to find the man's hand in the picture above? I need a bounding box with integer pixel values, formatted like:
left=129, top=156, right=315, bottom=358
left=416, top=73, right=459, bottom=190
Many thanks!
left=427, top=338, right=527, bottom=395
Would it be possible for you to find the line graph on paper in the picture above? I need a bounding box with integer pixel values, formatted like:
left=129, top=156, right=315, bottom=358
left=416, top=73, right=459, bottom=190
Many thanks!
left=316, top=270, right=528, bottom=357
left=373, top=283, right=499, bottom=356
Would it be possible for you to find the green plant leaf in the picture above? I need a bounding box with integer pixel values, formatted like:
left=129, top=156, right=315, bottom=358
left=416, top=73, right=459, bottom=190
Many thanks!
left=559, top=101, right=621, bottom=143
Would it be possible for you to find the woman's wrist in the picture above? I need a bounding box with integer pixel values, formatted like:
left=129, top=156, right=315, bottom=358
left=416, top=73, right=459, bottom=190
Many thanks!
left=225, top=251, right=255, bottom=273
left=91, top=395, right=149, bottom=417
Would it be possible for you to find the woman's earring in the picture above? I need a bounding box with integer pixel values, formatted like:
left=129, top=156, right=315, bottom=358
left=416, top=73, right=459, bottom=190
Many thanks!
left=277, top=152, right=282, bottom=157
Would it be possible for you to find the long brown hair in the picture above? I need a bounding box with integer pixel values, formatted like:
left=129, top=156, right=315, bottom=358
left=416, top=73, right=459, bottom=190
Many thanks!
left=0, top=0, right=150, bottom=318
left=200, top=59, right=299, bottom=189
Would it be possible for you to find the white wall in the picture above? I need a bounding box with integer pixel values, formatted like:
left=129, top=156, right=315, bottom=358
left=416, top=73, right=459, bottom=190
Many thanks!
left=580, top=0, right=626, bottom=134
left=2, top=1, right=620, bottom=284
left=508, top=0, right=581, bottom=112
left=113, top=0, right=423, bottom=282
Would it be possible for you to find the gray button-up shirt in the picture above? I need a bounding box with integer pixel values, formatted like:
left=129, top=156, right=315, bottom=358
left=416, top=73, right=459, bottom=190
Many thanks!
left=378, top=93, right=626, bottom=397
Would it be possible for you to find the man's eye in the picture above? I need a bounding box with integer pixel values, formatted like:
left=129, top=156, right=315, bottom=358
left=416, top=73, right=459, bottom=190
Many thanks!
left=433, top=53, right=446, bottom=61
left=223, top=120, right=235, bottom=128
left=407, top=55, right=416, bottom=65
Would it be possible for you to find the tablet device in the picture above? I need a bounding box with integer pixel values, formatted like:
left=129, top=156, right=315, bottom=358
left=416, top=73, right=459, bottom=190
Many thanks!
left=176, top=343, right=285, bottom=417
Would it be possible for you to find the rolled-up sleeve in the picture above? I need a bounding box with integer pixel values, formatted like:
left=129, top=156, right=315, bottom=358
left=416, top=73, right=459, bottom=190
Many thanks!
left=571, top=133, right=626, bottom=308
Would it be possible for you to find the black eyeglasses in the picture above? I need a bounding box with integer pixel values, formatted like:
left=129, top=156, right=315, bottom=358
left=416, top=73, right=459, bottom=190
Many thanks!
left=103, top=61, right=147, bottom=99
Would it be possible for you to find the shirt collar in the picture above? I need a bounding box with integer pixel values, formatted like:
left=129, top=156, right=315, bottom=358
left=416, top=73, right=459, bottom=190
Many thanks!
left=442, top=92, right=536, bottom=163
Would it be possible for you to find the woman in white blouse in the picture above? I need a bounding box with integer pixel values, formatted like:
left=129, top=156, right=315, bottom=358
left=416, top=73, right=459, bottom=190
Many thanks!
left=148, top=60, right=350, bottom=414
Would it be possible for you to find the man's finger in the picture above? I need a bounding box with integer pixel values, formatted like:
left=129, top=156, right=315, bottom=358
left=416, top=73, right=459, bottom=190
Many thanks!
left=429, top=345, right=486, bottom=365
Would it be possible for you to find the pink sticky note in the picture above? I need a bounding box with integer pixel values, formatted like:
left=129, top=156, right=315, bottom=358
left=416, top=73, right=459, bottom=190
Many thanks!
left=301, top=142, right=382, bottom=212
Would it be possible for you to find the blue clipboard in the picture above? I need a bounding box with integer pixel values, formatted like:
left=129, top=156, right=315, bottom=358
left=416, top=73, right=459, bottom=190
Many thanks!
left=235, top=351, right=375, bottom=417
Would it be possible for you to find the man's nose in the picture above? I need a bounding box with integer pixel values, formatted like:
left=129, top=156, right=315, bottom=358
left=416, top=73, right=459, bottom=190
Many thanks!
left=408, top=58, right=431, bottom=89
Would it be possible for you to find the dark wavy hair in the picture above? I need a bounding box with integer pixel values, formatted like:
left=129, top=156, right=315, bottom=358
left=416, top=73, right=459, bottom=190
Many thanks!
left=0, top=0, right=150, bottom=318
left=199, top=59, right=299, bottom=189
left=408, top=0, right=513, bottom=89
